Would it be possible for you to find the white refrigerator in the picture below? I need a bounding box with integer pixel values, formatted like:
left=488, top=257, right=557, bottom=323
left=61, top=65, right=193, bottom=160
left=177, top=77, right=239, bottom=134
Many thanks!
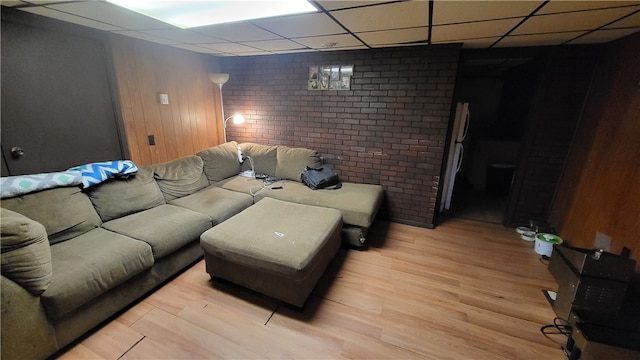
left=439, top=102, right=470, bottom=212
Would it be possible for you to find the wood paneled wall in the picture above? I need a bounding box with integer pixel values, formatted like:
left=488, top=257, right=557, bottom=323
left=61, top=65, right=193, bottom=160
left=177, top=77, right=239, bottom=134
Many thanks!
left=549, top=33, right=640, bottom=268
left=110, top=34, right=223, bottom=166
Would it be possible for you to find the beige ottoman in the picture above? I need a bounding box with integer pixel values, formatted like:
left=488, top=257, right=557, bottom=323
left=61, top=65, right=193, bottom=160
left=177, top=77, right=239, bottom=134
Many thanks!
left=200, top=197, right=342, bottom=307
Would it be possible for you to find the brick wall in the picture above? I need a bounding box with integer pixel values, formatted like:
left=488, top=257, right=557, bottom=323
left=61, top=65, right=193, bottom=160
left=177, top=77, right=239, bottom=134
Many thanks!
left=220, top=45, right=460, bottom=227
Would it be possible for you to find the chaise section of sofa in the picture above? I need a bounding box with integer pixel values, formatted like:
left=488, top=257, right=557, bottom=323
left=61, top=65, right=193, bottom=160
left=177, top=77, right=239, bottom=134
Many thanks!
left=198, top=142, right=385, bottom=247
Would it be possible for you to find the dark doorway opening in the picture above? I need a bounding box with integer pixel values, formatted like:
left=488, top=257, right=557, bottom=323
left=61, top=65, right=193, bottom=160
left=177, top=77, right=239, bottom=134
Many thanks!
left=439, top=56, right=538, bottom=225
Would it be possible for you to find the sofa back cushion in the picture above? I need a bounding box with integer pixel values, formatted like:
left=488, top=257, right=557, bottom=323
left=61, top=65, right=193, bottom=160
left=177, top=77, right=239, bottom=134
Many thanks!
left=275, top=146, right=323, bottom=182
left=197, top=141, right=241, bottom=183
left=88, top=166, right=166, bottom=222
left=1, top=186, right=102, bottom=244
left=239, top=143, right=277, bottom=176
left=151, top=156, right=209, bottom=201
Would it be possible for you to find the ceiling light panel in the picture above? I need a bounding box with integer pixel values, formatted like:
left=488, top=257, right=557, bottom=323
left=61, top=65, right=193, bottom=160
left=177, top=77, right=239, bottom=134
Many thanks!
left=432, top=0, right=541, bottom=25
left=254, top=12, right=345, bottom=38
left=331, top=1, right=429, bottom=32
left=106, top=0, right=317, bottom=28
left=513, top=7, right=639, bottom=35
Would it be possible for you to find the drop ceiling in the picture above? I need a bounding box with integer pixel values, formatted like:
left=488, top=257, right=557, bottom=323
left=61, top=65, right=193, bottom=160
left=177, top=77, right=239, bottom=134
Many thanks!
left=3, top=0, right=640, bottom=56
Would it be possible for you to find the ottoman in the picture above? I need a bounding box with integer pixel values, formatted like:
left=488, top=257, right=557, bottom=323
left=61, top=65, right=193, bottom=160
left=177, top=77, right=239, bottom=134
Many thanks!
left=200, top=197, right=343, bottom=307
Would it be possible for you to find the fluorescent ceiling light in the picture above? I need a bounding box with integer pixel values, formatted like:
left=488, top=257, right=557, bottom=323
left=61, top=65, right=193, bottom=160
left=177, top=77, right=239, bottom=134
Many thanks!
left=106, top=0, right=317, bottom=29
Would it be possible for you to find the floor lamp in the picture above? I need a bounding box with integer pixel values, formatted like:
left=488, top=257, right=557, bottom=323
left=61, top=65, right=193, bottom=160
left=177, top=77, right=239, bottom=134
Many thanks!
left=209, top=73, right=230, bottom=142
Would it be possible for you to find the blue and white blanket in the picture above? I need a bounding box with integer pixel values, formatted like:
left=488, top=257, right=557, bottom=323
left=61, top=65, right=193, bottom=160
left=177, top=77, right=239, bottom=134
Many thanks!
left=68, top=160, right=138, bottom=188
left=0, top=160, right=138, bottom=198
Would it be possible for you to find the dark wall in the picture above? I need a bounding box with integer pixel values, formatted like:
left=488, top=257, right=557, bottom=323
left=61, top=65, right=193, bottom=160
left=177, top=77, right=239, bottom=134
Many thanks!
left=220, top=45, right=461, bottom=227
left=550, top=33, right=640, bottom=268
left=506, top=49, right=599, bottom=226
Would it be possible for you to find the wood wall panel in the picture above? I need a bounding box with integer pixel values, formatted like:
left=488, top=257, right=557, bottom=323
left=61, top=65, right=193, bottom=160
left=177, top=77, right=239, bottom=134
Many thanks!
left=110, top=34, right=222, bottom=166
left=550, top=33, right=640, bottom=268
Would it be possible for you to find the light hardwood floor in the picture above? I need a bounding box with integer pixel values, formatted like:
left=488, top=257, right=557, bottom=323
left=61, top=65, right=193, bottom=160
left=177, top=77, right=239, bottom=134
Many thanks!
left=58, top=218, right=566, bottom=359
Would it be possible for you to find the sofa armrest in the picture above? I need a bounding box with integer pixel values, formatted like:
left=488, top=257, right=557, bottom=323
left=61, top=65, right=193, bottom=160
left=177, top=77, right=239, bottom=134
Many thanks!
left=1, top=275, right=58, bottom=360
left=1, top=208, right=52, bottom=295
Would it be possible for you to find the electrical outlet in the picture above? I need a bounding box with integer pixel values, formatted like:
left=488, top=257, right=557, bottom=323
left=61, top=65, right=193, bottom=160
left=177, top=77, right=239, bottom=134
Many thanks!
left=594, top=232, right=611, bottom=251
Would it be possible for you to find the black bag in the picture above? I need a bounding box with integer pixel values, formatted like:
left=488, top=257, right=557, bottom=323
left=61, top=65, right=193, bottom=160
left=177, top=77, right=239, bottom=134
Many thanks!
left=301, top=165, right=342, bottom=190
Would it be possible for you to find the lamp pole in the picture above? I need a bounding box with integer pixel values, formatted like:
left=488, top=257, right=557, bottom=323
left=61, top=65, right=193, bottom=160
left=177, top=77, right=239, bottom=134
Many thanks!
left=208, top=73, right=230, bottom=142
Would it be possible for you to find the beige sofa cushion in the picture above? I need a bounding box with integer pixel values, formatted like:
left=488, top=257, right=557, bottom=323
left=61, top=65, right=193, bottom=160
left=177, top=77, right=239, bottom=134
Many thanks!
left=169, top=185, right=253, bottom=226
left=1, top=187, right=102, bottom=244
left=0, top=208, right=52, bottom=295
left=102, top=204, right=211, bottom=259
left=41, top=228, right=154, bottom=320
left=275, top=146, right=322, bottom=181
left=197, top=141, right=242, bottom=183
left=239, top=143, right=277, bottom=176
left=152, top=156, right=209, bottom=201
left=88, top=167, right=166, bottom=222
left=254, top=182, right=384, bottom=229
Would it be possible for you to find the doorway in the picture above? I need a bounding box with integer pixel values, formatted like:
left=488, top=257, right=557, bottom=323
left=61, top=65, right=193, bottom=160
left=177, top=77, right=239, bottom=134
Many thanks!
left=440, top=57, right=537, bottom=224
left=1, top=9, right=126, bottom=176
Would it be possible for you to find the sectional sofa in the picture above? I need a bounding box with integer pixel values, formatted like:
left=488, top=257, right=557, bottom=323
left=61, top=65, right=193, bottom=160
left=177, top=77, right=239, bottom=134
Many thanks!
left=0, top=141, right=384, bottom=360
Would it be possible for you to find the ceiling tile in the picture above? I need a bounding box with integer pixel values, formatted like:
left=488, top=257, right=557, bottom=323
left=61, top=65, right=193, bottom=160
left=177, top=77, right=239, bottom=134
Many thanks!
left=604, top=11, right=640, bottom=28
left=567, top=28, right=640, bottom=44
left=432, top=18, right=521, bottom=42
left=358, top=27, right=429, bottom=46
left=45, top=1, right=174, bottom=30
left=194, top=22, right=282, bottom=42
left=18, top=6, right=123, bottom=31
left=331, top=1, right=429, bottom=32
left=111, top=31, right=180, bottom=45
left=495, top=31, right=587, bottom=47
left=318, top=45, right=368, bottom=52
left=458, top=37, right=502, bottom=49
left=254, top=13, right=345, bottom=38
left=169, top=44, right=221, bottom=54
left=513, top=7, right=638, bottom=35
left=294, top=34, right=364, bottom=49
left=141, top=29, right=221, bottom=44
left=316, top=1, right=393, bottom=11
left=198, top=42, right=261, bottom=54
left=537, top=1, right=640, bottom=15
left=241, top=39, right=306, bottom=51
left=1, top=0, right=27, bottom=6
left=271, top=48, right=319, bottom=54
left=433, top=0, right=542, bottom=25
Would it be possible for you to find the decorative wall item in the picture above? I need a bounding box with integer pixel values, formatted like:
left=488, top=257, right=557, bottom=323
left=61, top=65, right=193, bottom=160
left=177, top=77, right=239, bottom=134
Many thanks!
left=308, top=65, right=352, bottom=90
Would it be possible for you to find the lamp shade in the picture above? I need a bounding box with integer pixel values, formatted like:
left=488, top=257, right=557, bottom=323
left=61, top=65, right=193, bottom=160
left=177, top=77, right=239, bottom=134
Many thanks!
left=208, top=73, right=229, bottom=86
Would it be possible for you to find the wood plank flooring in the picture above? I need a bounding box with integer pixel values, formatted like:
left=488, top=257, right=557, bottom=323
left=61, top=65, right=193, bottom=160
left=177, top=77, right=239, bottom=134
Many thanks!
left=58, top=218, right=566, bottom=359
